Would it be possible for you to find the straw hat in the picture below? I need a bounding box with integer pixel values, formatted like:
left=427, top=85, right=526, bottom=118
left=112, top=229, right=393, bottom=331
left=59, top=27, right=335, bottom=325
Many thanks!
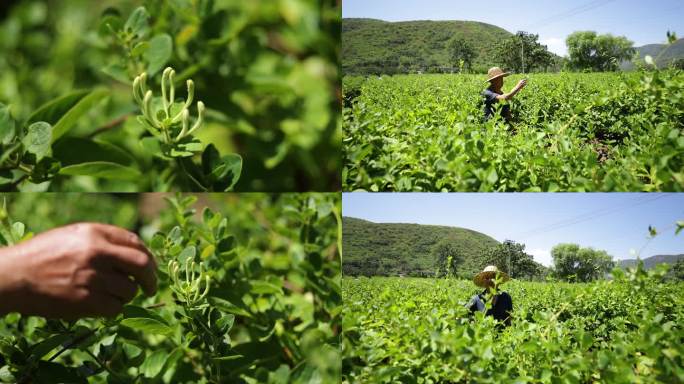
left=474, top=265, right=510, bottom=287
left=485, top=67, right=510, bottom=82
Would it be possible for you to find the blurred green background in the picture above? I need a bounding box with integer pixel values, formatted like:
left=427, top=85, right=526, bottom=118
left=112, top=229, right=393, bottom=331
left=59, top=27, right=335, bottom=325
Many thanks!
left=0, top=0, right=341, bottom=191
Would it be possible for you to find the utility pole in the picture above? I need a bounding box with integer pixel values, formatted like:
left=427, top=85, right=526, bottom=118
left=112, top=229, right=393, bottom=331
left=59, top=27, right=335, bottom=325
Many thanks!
left=521, top=37, right=525, bottom=73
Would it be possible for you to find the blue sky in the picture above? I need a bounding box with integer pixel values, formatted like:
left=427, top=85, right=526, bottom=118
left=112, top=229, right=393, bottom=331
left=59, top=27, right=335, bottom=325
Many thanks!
left=342, top=0, right=684, bottom=56
left=342, top=193, right=684, bottom=267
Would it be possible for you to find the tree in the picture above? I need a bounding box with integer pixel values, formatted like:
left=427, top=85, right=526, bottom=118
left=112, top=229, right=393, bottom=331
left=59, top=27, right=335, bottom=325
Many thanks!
left=433, top=240, right=463, bottom=277
left=481, top=240, right=539, bottom=279
left=447, top=38, right=476, bottom=71
left=494, top=31, right=554, bottom=73
left=551, top=243, right=614, bottom=282
left=671, top=259, right=684, bottom=281
left=566, top=31, right=635, bottom=71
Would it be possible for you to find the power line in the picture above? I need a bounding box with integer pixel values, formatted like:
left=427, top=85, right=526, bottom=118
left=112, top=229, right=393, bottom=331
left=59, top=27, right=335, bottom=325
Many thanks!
left=513, top=194, right=670, bottom=240
left=522, top=0, right=618, bottom=31
left=517, top=194, right=667, bottom=239
left=523, top=0, right=612, bottom=30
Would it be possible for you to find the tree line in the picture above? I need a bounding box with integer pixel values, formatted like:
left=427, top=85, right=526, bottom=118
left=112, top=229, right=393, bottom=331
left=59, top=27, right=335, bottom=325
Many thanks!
left=352, top=29, right=682, bottom=75
left=345, top=237, right=684, bottom=283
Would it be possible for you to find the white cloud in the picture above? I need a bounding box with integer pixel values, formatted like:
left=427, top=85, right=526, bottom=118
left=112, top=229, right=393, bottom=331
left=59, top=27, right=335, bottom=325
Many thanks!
left=529, top=248, right=552, bottom=267
left=540, top=37, right=567, bottom=57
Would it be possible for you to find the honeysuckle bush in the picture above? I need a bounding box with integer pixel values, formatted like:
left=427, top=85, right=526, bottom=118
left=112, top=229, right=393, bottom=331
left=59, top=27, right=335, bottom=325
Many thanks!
left=342, top=266, right=684, bottom=383
left=0, top=192, right=342, bottom=383
left=0, top=0, right=341, bottom=192
left=343, top=70, right=684, bottom=191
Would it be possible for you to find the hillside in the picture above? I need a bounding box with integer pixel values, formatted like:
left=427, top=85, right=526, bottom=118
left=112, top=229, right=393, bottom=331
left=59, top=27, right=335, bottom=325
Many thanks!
left=617, top=254, right=684, bottom=269
left=342, top=18, right=512, bottom=75
left=620, top=38, right=684, bottom=70
left=343, top=217, right=500, bottom=276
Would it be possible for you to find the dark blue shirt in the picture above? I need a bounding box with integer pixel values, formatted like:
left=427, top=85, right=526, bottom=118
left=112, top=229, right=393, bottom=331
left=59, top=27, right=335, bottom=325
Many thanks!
left=482, top=88, right=510, bottom=121
left=467, top=290, right=513, bottom=327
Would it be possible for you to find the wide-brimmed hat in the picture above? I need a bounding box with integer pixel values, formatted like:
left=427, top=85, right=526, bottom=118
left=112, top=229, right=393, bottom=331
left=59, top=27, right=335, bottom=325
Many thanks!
left=485, top=67, right=511, bottom=82
left=474, top=265, right=510, bottom=287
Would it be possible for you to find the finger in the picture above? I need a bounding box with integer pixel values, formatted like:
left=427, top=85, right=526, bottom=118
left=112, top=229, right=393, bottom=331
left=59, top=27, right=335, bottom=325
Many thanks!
left=83, top=292, right=125, bottom=318
left=89, top=272, right=138, bottom=303
left=93, top=223, right=155, bottom=261
left=98, top=244, right=157, bottom=296
left=72, top=269, right=137, bottom=303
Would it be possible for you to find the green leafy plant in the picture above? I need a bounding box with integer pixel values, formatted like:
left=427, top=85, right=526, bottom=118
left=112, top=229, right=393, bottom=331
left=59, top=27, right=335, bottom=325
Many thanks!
left=343, top=71, right=684, bottom=192
left=0, top=193, right=341, bottom=383
left=342, top=267, right=684, bottom=383
left=0, top=0, right=341, bottom=191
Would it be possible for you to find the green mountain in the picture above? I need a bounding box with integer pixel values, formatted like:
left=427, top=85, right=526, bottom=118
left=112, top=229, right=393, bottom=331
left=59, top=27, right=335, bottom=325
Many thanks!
left=342, top=18, right=512, bottom=75
left=617, top=254, right=684, bottom=269
left=343, top=216, right=500, bottom=277
left=621, top=38, right=684, bottom=70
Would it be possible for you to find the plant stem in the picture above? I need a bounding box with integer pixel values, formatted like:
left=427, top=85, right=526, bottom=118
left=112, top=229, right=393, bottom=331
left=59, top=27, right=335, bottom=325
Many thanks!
left=88, top=114, right=130, bottom=138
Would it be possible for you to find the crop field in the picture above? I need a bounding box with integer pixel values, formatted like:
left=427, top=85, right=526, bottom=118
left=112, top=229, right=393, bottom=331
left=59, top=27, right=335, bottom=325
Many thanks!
left=342, top=271, right=684, bottom=383
left=343, top=71, right=684, bottom=192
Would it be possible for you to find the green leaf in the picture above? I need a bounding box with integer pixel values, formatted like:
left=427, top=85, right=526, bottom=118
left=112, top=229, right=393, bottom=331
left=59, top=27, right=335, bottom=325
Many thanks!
left=146, top=34, right=173, bottom=76
left=216, top=314, right=235, bottom=333
left=51, top=88, right=109, bottom=142
left=217, top=235, right=236, bottom=255
left=102, top=63, right=130, bottom=84
left=168, top=226, right=182, bottom=242
left=249, top=280, right=283, bottom=295
left=212, top=355, right=243, bottom=361
left=202, top=146, right=242, bottom=191
left=34, top=361, right=86, bottom=384
left=120, top=318, right=174, bottom=336
left=59, top=161, right=141, bottom=180
left=676, top=221, right=684, bottom=235
left=29, top=333, right=71, bottom=361
left=200, top=244, right=215, bottom=259
left=11, top=222, right=24, bottom=240
left=124, top=6, right=149, bottom=38
left=169, top=139, right=203, bottom=157
left=98, top=14, right=123, bottom=36
left=178, top=246, right=196, bottom=263
left=131, top=41, right=150, bottom=57
left=0, top=365, right=15, bottom=382
left=26, top=90, right=90, bottom=126
left=208, top=297, right=252, bottom=318
left=122, top=305, right=168, bottom=325
left=52, top=137, right=133, bottom=166
left=0, top=103, right=16, bottom=145
left=22, top=122, right=52, bottom=161
left=140, top=349, right=169, bottom=378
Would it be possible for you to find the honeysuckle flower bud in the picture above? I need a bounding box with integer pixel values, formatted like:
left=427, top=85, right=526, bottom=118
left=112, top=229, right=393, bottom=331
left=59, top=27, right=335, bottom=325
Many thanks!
left=185, top=80, right=194, bottom=109
left=139, top=72, right=148, bottom=97
left=171, top=80, right=195, bottom=123
left=143, top=90, right=153, bottom=120
left=199, top=275, right=210, bottom=300
left=168, top=69, right=175, bottom=108
left=133, top=76, right=142, bottom=104
left=161, top=68, right=172, bottom=112
left=186, top=101, right=205, bottom=137
left=176, top=109, right=190, bottom=141
left=132, top=66, right=205, bottom=151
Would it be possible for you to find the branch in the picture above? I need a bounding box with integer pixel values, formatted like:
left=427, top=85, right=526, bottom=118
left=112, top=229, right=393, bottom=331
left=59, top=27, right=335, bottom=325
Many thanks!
left=88, top=114, right=130, bottom=138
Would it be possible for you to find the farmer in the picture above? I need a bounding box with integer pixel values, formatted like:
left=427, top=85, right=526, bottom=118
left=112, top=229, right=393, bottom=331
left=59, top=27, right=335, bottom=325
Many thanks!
left=0, top=223, right=157, bottom=319
left=482, top=67, right=527, bottom=122
left=466, top=265, right=513, bottom=327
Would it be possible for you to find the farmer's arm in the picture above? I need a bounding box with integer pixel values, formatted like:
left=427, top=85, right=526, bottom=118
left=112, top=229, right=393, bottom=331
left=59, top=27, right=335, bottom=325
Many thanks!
left=0, top=223, right=157, bottom=319
left=496, top=79, right=528, bottom=101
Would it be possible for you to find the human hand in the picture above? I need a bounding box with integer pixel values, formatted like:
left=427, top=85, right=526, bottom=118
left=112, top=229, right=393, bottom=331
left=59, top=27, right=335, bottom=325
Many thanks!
left=515, top=79, right=528, bottom=91
left=0, top=223, right=156, bottom=319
